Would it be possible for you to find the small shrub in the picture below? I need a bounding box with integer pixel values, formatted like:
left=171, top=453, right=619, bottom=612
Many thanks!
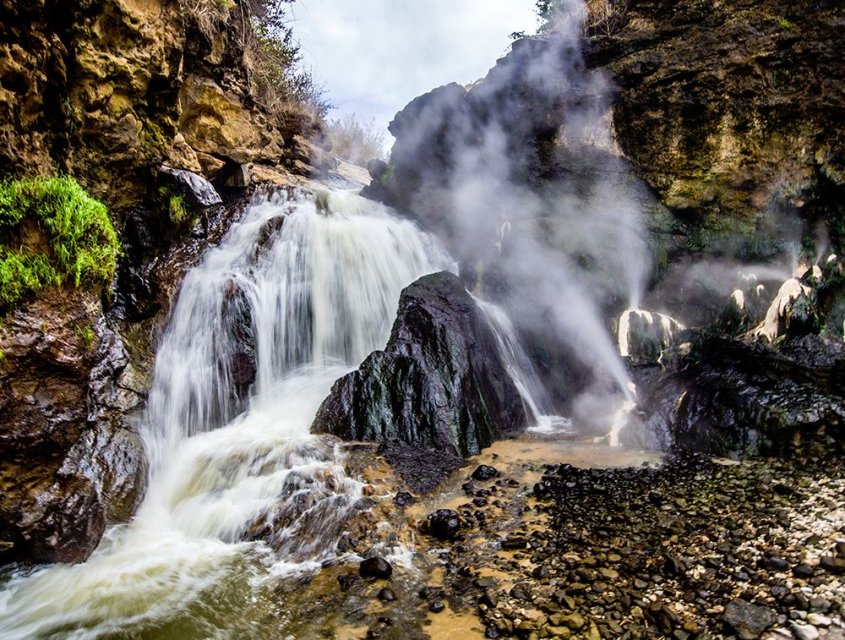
left=76, top=323, right=96, bottom=350
left=0, top=176, right=120, bottom=309
left=536, top=0, right=629, bottom=35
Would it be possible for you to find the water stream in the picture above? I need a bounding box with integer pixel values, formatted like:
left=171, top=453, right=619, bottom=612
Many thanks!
left=0, top=189, right=456, bottom=638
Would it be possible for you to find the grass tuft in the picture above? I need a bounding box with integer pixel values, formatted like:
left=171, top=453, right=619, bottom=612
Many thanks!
left=0, top=176, right=120, bottom=310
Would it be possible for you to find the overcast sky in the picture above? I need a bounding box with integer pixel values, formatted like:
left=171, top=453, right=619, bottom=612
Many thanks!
left=290, top=1, right=538, bottom=142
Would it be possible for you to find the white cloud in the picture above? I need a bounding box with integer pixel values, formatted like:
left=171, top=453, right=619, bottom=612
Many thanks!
left=291, top=0, right=538, bottom=139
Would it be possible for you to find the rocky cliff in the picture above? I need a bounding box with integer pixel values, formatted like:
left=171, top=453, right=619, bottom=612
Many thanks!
left=587, top=0, right=845, bottom=255
left=0, top=0, right=329, bottom=564
left=373, top=0, right=844, bottom=263
left=0, top=0, right=325, bottom=212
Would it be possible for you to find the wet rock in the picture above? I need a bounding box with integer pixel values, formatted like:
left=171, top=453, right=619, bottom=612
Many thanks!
left=223, top=164, right=251, bottom=189
left=359, top=557, right=393, bottom=580
left=618, top=308, right=684, bottom=365
left=0, top=291, right=146, bottom=564
left=393, top=491, right=415, bottom=507
left=758, top=556, right=790, bottom=572
left=752, top=277, right=820, bottom=343
left=159, top=165, right=222, bottom=208
left=312, top=272, right=529, bottom=456
left=377, top=587, right=396, bottom=602
left=337, top=573, right=358, bottom=591
left=819, top=556, right=845, bottom=575
left=501, top=535, right=528, bottom=550
left=794, top=564, right=816, bottom=579
left=723, top=599, right=776, bottom=639
left=376, top=441, right=465, bottom=494
left=429, top=601, right=445, bottom=613
left=425, top=509, right=463, bottom=540
left=472, top=465, right=499, bottom=481
left=641, top=332, right=845, bottom=456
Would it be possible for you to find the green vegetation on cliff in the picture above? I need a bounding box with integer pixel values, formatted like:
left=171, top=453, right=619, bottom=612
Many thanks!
left=0, top=176, right=119, bottom=309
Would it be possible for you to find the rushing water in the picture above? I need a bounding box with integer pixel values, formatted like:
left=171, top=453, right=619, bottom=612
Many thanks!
left=0, top=189, right=455, bottom=639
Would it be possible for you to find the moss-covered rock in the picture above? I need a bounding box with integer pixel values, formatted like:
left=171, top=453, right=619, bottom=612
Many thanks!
left=0, top=176, right=119, bottom=311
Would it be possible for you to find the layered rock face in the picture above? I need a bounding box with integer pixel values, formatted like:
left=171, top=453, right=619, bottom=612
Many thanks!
left=640, top=332, right=845, bottom=456
left=312, top=272, right=529, bottom=457
left=0, top=290, right=146, bottom=564
left=587, top=0, right=845, bottom=254
left=0, top=0, right=324, bottom=564
left=0, top=0, right=322, bottom=213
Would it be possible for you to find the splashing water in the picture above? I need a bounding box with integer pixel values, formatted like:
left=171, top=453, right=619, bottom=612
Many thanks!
left=0, top=189, right=454, bottom=638
left=475, top=297, right=574, bottom=435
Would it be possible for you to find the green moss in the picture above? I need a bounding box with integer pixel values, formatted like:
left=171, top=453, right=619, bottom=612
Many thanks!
left=168, top=194, right=187, bottom=224
left=776, top=16, right=797, bottom=30
left=379, top=166, right=395, bottom=188
left=0, top=176, right=120, bottom=310
left=140, top=119, right=169, bottom=163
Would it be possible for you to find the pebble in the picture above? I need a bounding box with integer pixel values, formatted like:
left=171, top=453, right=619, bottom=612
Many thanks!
left=472, top=465, right=499, bottom=481
left=377, top=587, right=396, bottom=602
left=805, top=613, right=831, bottom=626
left=790, top=621, right=820, bottom=640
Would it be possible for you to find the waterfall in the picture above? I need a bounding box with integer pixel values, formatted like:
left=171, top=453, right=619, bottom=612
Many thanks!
left=0, top=188, right=454, bottom=639
left=475, top=297, right=574, bottom=434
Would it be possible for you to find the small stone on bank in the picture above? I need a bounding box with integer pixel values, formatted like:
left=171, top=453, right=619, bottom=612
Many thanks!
left=360, top=556, right=393, bottom=580
left=472, top=465, right=499, bottom=481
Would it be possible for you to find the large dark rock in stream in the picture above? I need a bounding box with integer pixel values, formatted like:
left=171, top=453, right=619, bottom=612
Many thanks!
left=312, top=272, right=529, bottom=457
left=640, top=332, right=845, bottom=456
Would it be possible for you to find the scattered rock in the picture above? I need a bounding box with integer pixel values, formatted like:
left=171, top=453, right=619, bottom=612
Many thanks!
left=724, top=599, right=776, bottom=639
left=791, top=621, right=821, bottom=640
left=820, top=556, right=845, bottom=575
left=429, top=601, right=445, bottom=613
left=377, top=587, right=396, bottom=602
left=359, top=557, right=393, bottom=580
left=471, top=465, right=499, bottom=481
left=393, top=491, right=415, bottom=507
left=425, top=509, right=463, bottom=540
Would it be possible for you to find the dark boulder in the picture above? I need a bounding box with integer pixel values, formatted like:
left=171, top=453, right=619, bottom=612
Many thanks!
left=159, top=165, right=222, bottom=208
left=640, top=332, right=845, bottom=457
left=312, top=272, right=528, bottom=457
left=471, top=465, right=499, bottom=481
left=723, top=599, right=776, bottom=639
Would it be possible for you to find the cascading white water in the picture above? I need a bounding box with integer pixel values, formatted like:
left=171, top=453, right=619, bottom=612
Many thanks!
left=475, top=298, right=574, bottom=435
left=0, top=188, right=454, bottom=639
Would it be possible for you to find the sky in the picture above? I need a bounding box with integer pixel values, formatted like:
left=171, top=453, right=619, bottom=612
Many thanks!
left=290, top=0, right=539, bottom=142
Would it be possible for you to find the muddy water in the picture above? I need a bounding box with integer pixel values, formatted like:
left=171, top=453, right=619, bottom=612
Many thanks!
left=402, top=435, right=664, bottom=640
